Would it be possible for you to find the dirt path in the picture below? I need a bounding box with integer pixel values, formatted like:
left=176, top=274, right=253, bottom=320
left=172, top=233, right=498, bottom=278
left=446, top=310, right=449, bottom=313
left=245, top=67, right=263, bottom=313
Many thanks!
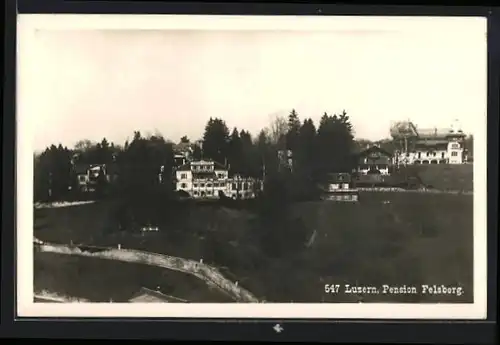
left=34, top=239, right=260, bottom=303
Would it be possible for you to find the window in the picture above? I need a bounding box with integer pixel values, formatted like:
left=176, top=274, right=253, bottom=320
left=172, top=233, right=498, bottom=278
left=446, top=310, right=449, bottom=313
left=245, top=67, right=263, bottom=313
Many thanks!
left=180, top=173, right=187, bottom=179
left=452, top=143, right=459, bottom=149
left=207, top=191, right=212, bottom=195
left=217, top=173, right=224, bottom=179
left=194, top=191, right=199, bottom=196
left=451, top=151, right=458, bottom=157
left=206, top=183, right=212, bottom=188
left=200, top=183, right=205, bottom=188
left=406, top=153, right=410, bottom=157
left=232, top=183, right=237, bottom=191
left=441, top=152, right=445, bottom=158
left=417, top=152, right=421, bottom=159
left=426, top=151, right=431, bottom=157
left=78, top=175, right=86, bottom=182
left=243, top=182, right=248, bottom=190
left=181, top=183, right=187, bottom=188
left=432, top=152, right=437, bottom=157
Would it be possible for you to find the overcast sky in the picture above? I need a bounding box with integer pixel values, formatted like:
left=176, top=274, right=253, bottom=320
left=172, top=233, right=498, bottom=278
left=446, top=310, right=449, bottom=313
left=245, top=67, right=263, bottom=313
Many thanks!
left=18, top=15, right=487, bottom=151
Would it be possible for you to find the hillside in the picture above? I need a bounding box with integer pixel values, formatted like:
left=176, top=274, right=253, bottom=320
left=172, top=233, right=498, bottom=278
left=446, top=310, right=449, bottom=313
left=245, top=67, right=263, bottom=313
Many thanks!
left=34, top=193, right=473, bottom=303
left=400, top=164, right=473, bottom=191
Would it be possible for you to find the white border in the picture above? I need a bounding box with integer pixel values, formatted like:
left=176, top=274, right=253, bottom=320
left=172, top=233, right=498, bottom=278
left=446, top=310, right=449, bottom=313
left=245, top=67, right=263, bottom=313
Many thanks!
left=16, top=14, right=488, bottom=319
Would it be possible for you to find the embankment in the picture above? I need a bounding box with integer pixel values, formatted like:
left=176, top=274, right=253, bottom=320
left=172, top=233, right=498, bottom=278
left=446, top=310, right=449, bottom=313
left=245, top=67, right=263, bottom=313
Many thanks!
left=35, top=240, right=259, bottom=303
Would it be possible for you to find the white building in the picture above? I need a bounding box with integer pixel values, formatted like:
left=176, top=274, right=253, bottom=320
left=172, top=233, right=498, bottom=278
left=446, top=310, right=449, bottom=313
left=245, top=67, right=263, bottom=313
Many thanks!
left=175, top=159, right=262, bottom=200
left=391, top=120, right=466, bottom=165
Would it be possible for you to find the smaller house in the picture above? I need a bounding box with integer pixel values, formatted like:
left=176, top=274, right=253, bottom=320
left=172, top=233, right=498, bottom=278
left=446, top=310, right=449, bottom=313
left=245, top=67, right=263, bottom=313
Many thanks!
left=73, top=163, right=119, bottom=193
left=356, top=146, right=393, bottom=175
left=321, top=173, right=359, bottom=202
left=227, top=174, right=263, bottom=200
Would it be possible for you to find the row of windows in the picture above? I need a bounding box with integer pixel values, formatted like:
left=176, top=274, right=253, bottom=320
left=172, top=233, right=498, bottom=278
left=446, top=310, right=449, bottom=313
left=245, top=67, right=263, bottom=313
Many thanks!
left=414, top=160, right=448, bottom=164
left=180, top=182, right=231, bottom=188
left=192, top=165, right=213, bottom=172
left=179, top=173, right=226, bottom=180
left=193, top=190, right=214, bottom=196
left=179, top=182, right=261, bottom=190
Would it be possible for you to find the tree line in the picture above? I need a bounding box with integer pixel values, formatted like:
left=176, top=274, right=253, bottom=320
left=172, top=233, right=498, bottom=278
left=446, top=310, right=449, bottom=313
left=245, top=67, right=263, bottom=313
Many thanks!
left=33, top=109, right=357, bottom=202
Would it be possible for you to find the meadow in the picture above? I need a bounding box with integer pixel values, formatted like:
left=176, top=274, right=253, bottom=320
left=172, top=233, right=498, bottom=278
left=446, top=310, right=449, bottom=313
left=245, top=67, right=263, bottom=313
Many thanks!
left=34, top=190, right=473, bottom=303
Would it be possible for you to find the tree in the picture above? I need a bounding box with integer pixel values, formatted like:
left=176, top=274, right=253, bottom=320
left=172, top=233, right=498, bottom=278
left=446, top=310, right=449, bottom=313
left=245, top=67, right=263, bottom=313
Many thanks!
left=464, top=135, right=473, bottom=159
left=297, top=118, right=317, bottom=175
left=74, top=139, right=95, bottom=152
left=269, top=115, right=288, bottom=148
left=286, top=109, right=301, bottom=153
left=315, top=110, right=355, bottom=178
left=192, top=144, right=203, bottom=160
left=255, top=129, right=275, bottom=179
left=239, top=130, right=258, bottom=177
left=34, top=144, right=73, bottom=201
left=118, top=131, right=175, bottom=197
left=180, top=136, right=190, bottom=144
left=227, top=128, right=242, bottom=173
left=202, top=118, right=230, bottom=164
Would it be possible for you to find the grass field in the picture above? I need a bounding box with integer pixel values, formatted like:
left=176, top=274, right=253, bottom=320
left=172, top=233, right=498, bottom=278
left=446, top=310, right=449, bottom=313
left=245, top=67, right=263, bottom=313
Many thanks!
left=34, top=191, right=473, bottom=303
left=401, top=164, right=473, bottom=191
left=34, top=252, right=233, bottom=302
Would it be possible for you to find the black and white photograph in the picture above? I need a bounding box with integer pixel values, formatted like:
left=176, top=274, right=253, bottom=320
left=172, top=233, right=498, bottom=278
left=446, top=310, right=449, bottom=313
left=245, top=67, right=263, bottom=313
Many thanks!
left=17, top=14, right=487, bottom=319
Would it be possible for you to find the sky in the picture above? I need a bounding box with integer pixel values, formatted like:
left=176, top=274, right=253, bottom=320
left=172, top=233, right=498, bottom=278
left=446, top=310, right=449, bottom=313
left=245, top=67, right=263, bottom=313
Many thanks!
left=17, top=15, right=487, bottom=152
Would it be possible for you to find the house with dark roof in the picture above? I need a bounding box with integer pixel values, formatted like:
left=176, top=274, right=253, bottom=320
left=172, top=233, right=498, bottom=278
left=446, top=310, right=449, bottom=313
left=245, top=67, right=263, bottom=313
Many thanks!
left=356, top=145, right=393, bottom=175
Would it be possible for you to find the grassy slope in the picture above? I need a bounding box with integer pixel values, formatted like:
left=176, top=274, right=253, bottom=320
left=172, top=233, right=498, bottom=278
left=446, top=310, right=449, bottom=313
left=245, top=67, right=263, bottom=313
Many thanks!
left=34, top=193, right=473, bottom=303
left=34, top=252, right=233, bottom=302
left=400, top=164, right=473, bottom=191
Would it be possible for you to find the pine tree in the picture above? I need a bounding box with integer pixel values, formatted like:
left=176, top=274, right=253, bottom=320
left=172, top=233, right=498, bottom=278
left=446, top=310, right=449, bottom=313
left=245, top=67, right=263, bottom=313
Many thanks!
left=202, top=118, right=230, bottom=164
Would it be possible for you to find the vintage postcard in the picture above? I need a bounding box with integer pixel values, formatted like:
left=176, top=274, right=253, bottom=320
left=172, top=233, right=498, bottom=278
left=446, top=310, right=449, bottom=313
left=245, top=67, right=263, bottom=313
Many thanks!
left=17, top=14, right=487, bottom=319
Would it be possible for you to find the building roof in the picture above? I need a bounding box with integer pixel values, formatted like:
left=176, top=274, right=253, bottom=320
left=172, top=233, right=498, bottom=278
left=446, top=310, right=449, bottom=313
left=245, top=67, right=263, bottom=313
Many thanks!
left=358, top=145, right=392, bottom=158
left=417, top=128, right=466, bottom=139
left=213, top=161, right=227, bottom=170
left=128, top=287, right=187, bottom=303
left=326, top=173, right=352, bottom=184
left=176, top=160, right=228, bottom=172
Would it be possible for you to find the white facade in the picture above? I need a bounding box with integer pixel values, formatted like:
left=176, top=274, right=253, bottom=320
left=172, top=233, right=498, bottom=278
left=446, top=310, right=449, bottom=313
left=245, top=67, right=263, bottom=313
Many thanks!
left=391, top=121, right=466, bottom=165
left=175, top=160, right=262, bottom=200
left=357, top=159, right=390, bottom=175
left=394, top=139, right=464, bottom=165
